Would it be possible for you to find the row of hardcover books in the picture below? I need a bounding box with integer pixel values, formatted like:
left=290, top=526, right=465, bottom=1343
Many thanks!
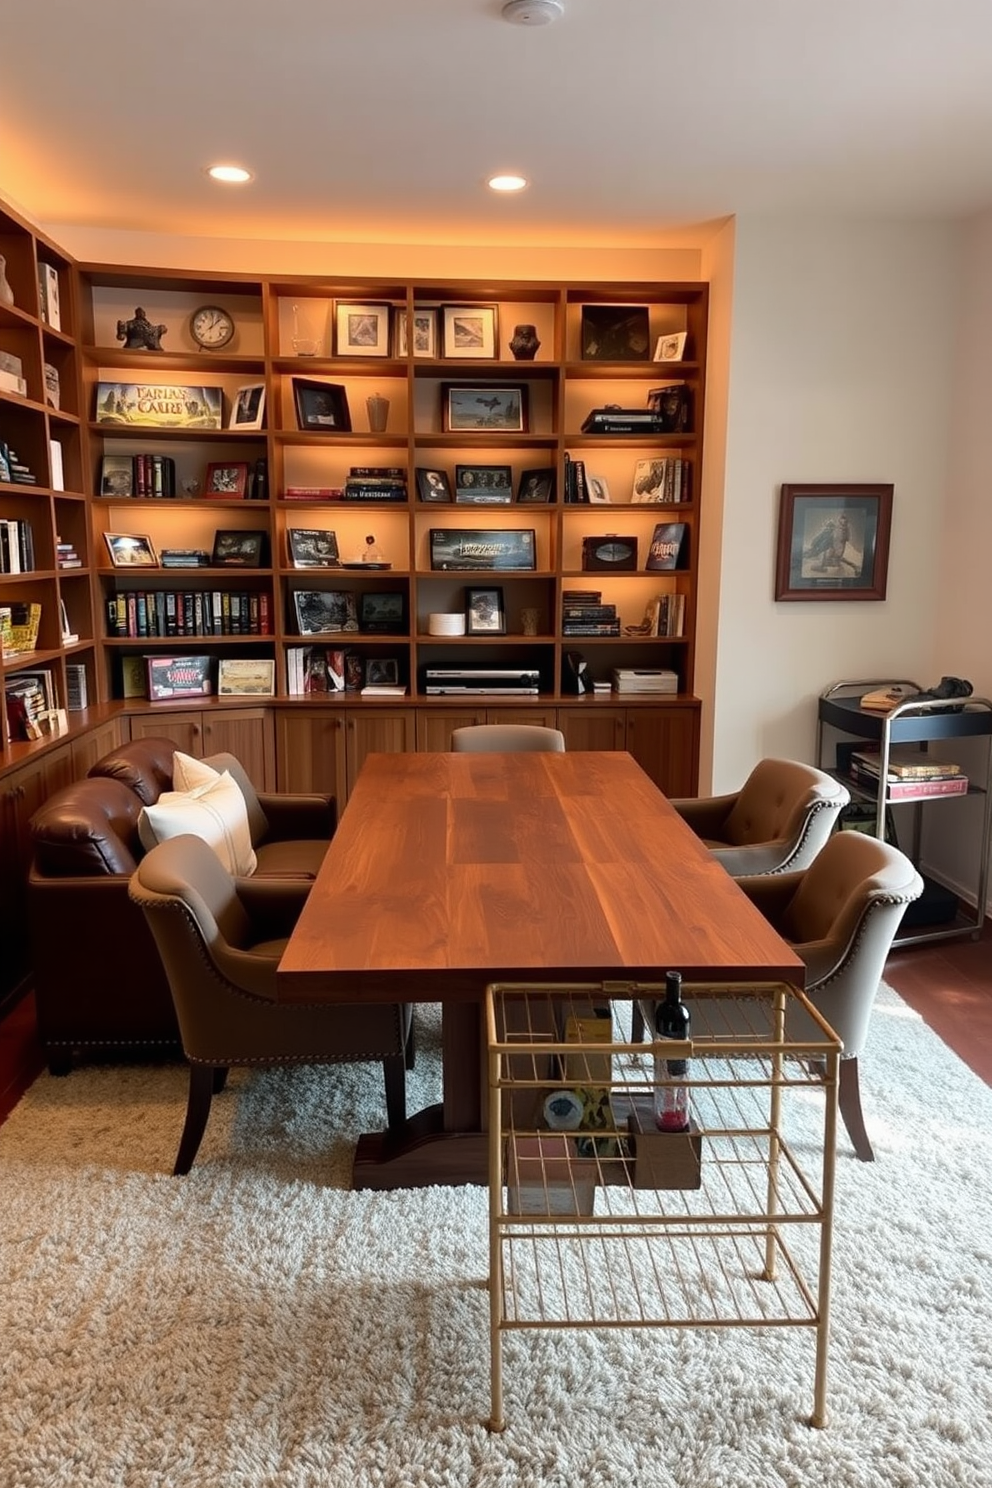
left=101, top=454, right=178, bottom=498
left=0, top=518, right=35, bottom=574
left=5, top=668, right=57, bottom=741
left=105, top=589, right=273, bottom=638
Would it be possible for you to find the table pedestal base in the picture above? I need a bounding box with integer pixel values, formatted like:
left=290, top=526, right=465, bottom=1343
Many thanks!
left=353, top=1104, right=488, bottom=1189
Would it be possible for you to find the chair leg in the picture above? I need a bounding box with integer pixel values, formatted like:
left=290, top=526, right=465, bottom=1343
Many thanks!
left=630, top=1002, right=646, bottom=1043
left=383, top=1055, right=407, bottom=1134
left=839, top=1056, right=875, bottom=1163
left=404, top=1013, right=416, bottom=1071
left=173, top=1062, right=217, bottom=1176
left=212, top=1066, right=229, bottom=1094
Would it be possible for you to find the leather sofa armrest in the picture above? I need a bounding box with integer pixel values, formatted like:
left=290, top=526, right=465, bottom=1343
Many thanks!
left=255, top=793, right=337, bottom=842
left=234, top=875, right=313, bottom=940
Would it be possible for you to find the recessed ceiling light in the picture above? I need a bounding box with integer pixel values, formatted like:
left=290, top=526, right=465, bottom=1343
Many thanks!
left=488, top=174, right=528, bottom=193
left=207, top=164, right=253, bottom=184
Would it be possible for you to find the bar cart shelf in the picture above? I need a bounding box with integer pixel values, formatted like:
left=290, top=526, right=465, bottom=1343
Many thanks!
left=817, top=679, right=992, bottom=947
left=485, top=980, right=841, bottom=1431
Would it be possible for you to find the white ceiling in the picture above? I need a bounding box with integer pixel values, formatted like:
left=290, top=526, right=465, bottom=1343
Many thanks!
left=3, top=0, right=992, bottom=250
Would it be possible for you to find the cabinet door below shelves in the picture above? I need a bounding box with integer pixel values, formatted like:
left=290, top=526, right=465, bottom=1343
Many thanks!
left=345, top=710, right=417, bottom=795
left=416, top=706, right=560, bottom=752
left=627, top=706, right=699, bottom=798
left=274, top=710, right=347, bottom=803
left=127, top=711, right=204, bottom=758
left=70, top=718, right=127, bottom=779
left=557, top=707, right=627, bottom=754
left=0, top=744, right=75, bottom=1002
left=202, top=709, right=275, bottom=792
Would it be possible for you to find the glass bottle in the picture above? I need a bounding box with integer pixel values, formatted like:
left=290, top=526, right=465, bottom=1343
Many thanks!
left=653, top=970, right=691, bottom=1131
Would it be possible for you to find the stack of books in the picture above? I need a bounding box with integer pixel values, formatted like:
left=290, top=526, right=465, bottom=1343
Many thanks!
left=580, top=408, right=668, bottom=436
left=562, top=593, right=620, bottom=636
left=613, top=668, right=678, bottom=695
left=849, top=747, right=968, bottom=799
left=343, top=466, right=407, bottom=502
left=56, top=539, right=81, bottom=570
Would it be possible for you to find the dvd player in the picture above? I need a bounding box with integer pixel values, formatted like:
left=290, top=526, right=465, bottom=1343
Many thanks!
left=426, top=685, right=540, bottom=695
left=426, top=668, right=540, bottom=682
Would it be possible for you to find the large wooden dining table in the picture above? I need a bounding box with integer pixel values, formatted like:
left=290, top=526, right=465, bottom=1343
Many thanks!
left=277, top=750, right=804, bottom=1188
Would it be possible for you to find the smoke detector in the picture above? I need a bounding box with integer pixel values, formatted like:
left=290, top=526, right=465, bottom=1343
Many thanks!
left=502, top=0, right=564, bottom=25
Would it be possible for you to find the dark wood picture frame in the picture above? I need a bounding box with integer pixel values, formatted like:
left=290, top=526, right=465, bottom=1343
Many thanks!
left=580, top=304, right=651, bottom=361
left=454, top=463, right=513, bottom=504
left=291, top=378, right=352, bottom=433
left=442, top=384, right=528, bottom=433
left=204, top=461, right=250, bottom=498
left=103, top=532, right=158, bottom=568
left=415, top=467, right=453, bottom=503
left=516, top=467, right=556, bottom=504
left=429, top=527, right=537, bottom=571
left=775, top=483, right=893, bottom=601
left=465, top=586, right=506, bottom=635
left=359, top=591, right=407, bottom=634
left=211, top=529, right=266, bottom=567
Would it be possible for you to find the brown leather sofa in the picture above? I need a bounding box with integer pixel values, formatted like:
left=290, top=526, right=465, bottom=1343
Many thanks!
left=28, top=737, right=337, bottom=1073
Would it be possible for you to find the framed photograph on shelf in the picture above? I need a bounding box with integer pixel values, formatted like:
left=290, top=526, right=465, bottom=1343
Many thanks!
left=99, top=454, right=134, bottom=497
left=442, top=384, right=527, bottom=433
left=211, top=529, right=267, bottom=567
left=465, top=586, right=506, bottom=635
left=394, top=308, right=438, bottom=359
left=147, top=655, right=212, bottom=702
left=365, top=658, right=400, bottom=686
left=204, top=461, right=250, bottom=498
left=653, top=330, right=687, bottom=362
left=774, top=483, right=893, bottom=602
left=516, top=467, right=555, bottom=504
left=292, top=379, right=352, bottom=433
left=429, top=527, right=537, bottom=571
left=287, top=528, right=341, bottom=567
left=103, top=532, right=158, bottom=568
left=587, top=474, right=611, bottom=503
left=228, top=383, right=266, bottom=430
left=359, top=591, right=407, bottom=634
left=454, top=463, right=513, bottom=504
left=580, top=304, right=651, bottom=361
left=334, top=302, right=391, bottom=358
left=293, top=589, right=359, bottom=635
left=415, top=467, right=453, bottom=503
left=441, top=304, right=498, bottom=360
left=217, top=658, right=276, bottom=696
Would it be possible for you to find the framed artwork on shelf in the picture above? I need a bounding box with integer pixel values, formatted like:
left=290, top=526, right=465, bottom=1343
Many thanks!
left=359, top=591, right=407, bottom=634
left=292, top=378, right=352, bottom=433
left=287, top=528, right=341, bottom=567
left=99, top=455, right=134, bottom=497
left=211, top=529, right=267, bottom=567
left=365, top=658, right=400, bottom=686
left=516, top=467, right=555, bottom=504
left=94, top=382, right=223, bottom=429
left=580, top=304, right=650, bottom=361
left=441, top=304, right=498, bottom=359
left=645, top=522, right=688, bottom=572
left=217, top=659, right=276, bottom=696
left=293, top=589, right=359, bottom=635
left=774, top=483, right=893, bottom=601
left=465, top=586, right=506, bottom=635
left=442, top=384, right=527, bottom=433
left=334, top=302, right=391, bottom=358
left=654, top=330, right=688, bottom=362
left=415, top=467, right=453, bottom=503
left=430, top=527, right=537, bottom=571
left=103, top=532, right=158, bottom=568
left=587, top=474, right=611, bottom=503
left=146, top=655, right=213, bottom=702
left=394, top=308, right=437, bottom=358
left=228, top=383, right=266, bottom=430
left=454, top=463, right=513, bottom=504
left=204, top=461, right=250, bottom=498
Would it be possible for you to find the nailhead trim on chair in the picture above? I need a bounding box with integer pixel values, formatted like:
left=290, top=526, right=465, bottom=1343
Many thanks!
left=808, top=888, right=921, bottom=994
left=768, top=798, right=840, bottom=875
left=149, top=897, right=407, bottom=1062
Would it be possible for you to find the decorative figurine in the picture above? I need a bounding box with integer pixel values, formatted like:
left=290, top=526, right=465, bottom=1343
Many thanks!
left=116, top=306, right=167, bottom=351
left=0, top=254, right=14, bottom=306
left=362, top=534, right=386, bottom=564
left=509, top=323, right=540, bottom=360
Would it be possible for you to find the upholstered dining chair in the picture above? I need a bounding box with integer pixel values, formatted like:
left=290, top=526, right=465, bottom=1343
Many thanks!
left=670, top=757, right=850, bottom=878
left=130, top=833, right=412, bottom=1175
left=738, top=829, right=923, bottom=1161
left=451, top=724, right=566, bottom=752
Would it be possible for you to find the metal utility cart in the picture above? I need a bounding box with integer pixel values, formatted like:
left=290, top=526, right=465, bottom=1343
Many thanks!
left=486, top=980, right=841, bottom=1431
left=817, top=679, right=992, bottom=947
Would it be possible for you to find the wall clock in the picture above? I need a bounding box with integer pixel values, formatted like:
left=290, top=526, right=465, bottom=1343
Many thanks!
left=190, top=305, right=235, bottom=350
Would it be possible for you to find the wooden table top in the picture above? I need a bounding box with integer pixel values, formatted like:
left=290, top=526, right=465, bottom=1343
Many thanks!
left=277, top=751, right=804, bottom=1003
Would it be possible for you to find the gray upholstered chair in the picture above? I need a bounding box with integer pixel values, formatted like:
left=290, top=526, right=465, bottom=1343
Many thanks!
left=451, top=724, right=566, bottom=752
left=739, top=829, right=923, bottom=1161
left=670, top=757, right=850, bottom=878
left=129, top=833, right=412, bottom=1174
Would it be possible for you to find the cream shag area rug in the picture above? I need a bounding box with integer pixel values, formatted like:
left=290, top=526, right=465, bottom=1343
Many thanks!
left=1, top=987, right=991, bottom=1488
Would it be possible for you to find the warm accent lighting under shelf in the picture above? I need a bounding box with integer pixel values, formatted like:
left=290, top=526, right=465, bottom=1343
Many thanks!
left=206, top=164, right=253, bottom=184
left=488, top=174, right=528, bottom=193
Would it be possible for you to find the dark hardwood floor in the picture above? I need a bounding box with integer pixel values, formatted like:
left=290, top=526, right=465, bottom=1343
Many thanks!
left=0, top=930, right=989, bottom=1126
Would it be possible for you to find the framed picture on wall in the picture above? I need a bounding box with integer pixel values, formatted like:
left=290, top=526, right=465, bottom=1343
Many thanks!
left=774, top=483, right=893, bottom=601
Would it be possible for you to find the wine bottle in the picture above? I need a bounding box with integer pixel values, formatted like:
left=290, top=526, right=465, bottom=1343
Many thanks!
left=653, top=970, right=691, bottom=1132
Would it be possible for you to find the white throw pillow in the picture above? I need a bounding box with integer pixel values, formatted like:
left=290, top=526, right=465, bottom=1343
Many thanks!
left=171, top=750, right=221, bottom=793
left=138, top=770, right=258, bottom=877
